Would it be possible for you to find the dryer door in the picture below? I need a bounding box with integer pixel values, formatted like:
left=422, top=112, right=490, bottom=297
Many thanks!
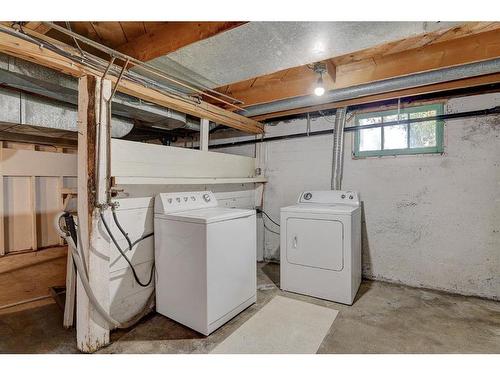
left=285, top=217, right=344, bottom=271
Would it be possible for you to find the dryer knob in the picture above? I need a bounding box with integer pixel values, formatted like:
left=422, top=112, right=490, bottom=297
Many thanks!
left=303, top=192, right=312, bottom=200
left=202, top=194, right=211, bottom=202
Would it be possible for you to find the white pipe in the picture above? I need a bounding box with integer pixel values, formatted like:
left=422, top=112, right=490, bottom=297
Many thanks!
left=54, top=212, right=154, bottom=330
left=0, top=295, right=52, bottom=311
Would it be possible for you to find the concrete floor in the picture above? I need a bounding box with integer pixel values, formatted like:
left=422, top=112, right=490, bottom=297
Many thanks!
left=1, top=262, right=499, bottom=354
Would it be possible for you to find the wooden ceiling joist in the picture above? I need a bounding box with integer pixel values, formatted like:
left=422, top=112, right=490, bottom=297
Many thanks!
left=215, top=22, right=500, bottom=117
left=117, top=22, right=247, bottom=62
left=0, top=25, right=263, bottom=134
left=250, top=73, right=500, bottom=121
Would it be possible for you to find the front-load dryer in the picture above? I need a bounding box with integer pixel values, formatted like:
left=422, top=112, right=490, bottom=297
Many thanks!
left=280, top=190, right=361, bottom=305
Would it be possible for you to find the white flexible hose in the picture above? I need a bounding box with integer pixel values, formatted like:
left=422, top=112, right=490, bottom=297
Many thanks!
left=55, top=212, right=155, bottom=330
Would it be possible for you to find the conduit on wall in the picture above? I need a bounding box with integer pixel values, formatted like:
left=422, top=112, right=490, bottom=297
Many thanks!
left=331, top=107, right=347, bottom=190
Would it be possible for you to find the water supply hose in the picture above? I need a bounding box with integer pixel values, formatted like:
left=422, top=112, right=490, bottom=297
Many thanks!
left=54, top=211, right=155, bottom=330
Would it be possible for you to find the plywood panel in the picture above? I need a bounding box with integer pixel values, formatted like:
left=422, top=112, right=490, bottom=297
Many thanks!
left=1, top=148, right=77, bottom=177
left=36, top=177, right=61, bottom=248
left=111, top=139, right=257, bottom=180
left=3, top=176, right=33, bottom=252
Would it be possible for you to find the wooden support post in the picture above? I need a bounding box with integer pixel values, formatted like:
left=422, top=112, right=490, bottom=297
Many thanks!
left=200, top=118, right=209, bottom=152
left=76, top=75, right=111, bottom=353
left=57, top=147, right=65, bottom=246
left=0, top=141, right=4, bottom=256
left=30, top=175, right=37, bottom=251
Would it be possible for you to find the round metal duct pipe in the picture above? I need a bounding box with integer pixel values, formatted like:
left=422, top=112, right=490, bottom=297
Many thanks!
left=240, top=58, right=500, bottom=118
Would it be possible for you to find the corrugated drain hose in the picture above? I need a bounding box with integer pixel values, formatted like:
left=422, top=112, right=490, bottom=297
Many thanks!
left=55, top=212, right=155, bottom=330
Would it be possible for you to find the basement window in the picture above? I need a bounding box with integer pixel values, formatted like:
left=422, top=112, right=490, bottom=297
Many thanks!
left=353, top=103, right=444, bottom=157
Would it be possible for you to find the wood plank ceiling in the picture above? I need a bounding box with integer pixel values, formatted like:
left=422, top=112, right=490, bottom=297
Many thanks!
left=22, top=22, right=246, bottom=61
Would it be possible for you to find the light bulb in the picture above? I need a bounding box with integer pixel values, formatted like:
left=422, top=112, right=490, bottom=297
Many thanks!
left=314, top=75, right=325, bottom=96
left=314, top=86, right=325, bottom=96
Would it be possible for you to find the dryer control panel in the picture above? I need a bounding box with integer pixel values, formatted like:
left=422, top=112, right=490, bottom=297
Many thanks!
left=155, top=191, right=218, bottom=215
left=298, top=190, right=360, bottom=206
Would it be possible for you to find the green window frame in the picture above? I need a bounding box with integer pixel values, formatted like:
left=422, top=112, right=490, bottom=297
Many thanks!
left=353, top=103, right=444, bottom=157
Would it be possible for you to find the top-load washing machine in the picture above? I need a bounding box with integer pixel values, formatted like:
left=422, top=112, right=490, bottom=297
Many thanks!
left=154, top=191, right=256, bottom=335
left=280, top=190, right=361, bottom=305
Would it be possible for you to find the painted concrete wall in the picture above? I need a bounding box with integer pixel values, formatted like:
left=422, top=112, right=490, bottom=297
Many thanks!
left=216, top=93, right=500, bottom=300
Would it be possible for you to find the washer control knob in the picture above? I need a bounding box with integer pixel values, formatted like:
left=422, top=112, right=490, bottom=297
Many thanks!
left=183, top=197, right=188, bottom=202
left=202, top=193, right=211, bottom=202
left=191, top=196, right=196, bottom=201
left=167, top=198, right=172, bottom=204
left=303, top=192, right=312, bottom=200
left=176, top=197, right=181, bottom=203
left=349, top=195, right=354, bottom=200
left=341, top=194, right=346, bottom=199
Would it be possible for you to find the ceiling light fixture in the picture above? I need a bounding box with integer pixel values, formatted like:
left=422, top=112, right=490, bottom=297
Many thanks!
left=312, top=62, right=327, bottom=97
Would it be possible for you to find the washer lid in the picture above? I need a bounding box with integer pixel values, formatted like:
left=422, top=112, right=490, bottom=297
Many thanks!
left=159, top=207, right=255, bottom=224
left=281, top=203, right=359, bottom=215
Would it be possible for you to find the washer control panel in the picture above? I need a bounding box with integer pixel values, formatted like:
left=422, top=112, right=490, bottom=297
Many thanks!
left=298, top=190, right=360, bottom=205
left=155, top=191, right=217, bottom=214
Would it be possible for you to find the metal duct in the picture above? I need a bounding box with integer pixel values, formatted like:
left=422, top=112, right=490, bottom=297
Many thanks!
left=240, top=58, right=500, bottom=117
left=0, top=88, right=134, bottom=138
left=331, top=108, right=346, bottom=190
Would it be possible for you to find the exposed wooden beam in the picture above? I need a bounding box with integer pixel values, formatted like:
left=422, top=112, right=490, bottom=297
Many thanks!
left=0, top=22, right=52, bottom=35
left=23, top=22, right=52, bottom=35
left=0, top=25, right=263, bottom=134
left=250, top=73, right=500, bottom=121
left=0, top=142, right=4, bottom=256
left=215, top=22, right=500, bottom=109
left=117, top=22, right=247, bottom=62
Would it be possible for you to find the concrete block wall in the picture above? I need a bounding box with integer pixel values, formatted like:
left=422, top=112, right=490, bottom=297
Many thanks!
left=216, top=93, right=500, bottom=300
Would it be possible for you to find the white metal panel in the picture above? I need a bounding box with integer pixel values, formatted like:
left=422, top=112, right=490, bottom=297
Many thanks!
left=207, top=215, right=256, bottom=325
left=162, top=207, right=254, bottom=224
left=280, top=207, right=361, bottom=305
left=154, top=217, right=208, bottom=334
left=286, top=217, right=344, bottom=271
left=297, top=190, right=360, bottom=205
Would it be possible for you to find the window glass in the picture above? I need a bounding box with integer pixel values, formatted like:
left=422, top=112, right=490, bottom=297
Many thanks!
left=354, top=104, right=444, bottom=157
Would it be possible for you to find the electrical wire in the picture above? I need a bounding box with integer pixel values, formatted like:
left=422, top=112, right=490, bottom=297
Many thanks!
left=256, top=208, right=280, bottom=227
left=100, top=211, right=155, bottom=287
left=263, top=222, right=280, bottom=235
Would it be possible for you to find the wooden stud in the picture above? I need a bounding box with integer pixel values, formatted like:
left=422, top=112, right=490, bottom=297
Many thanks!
left=0, top=141, right=4, bottom=256
left=30, top=175, right=37, bottom=251
left=200, top=118, right=209, bottom=152
left=76, top=75, right=111, bottom=353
